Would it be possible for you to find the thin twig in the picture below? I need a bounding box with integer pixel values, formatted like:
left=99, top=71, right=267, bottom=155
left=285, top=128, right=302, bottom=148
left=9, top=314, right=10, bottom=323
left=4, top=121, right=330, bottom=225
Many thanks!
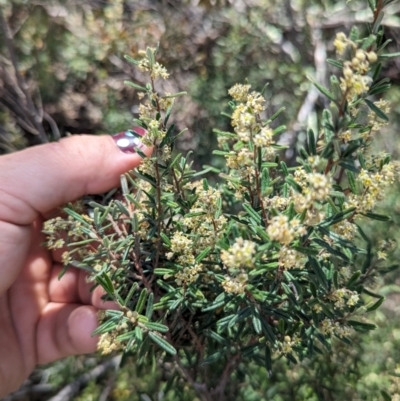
left=47, top=355, right=121, bottom=401
left=0, top=8, right=49, bottom=143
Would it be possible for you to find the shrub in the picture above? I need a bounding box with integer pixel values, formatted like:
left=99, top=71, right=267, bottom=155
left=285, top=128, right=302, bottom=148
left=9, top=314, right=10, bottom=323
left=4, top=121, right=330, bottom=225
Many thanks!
left=43, top=1, right=400, bottom=400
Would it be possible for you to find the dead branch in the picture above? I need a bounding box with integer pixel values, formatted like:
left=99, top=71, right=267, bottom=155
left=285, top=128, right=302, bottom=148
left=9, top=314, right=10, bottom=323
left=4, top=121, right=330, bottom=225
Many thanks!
left=46, top=355, right=121, bottom=401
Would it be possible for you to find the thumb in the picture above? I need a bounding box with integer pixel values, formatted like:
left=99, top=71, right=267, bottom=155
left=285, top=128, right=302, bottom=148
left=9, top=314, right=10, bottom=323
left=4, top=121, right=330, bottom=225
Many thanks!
left=0, top=132, right=151, bottom=225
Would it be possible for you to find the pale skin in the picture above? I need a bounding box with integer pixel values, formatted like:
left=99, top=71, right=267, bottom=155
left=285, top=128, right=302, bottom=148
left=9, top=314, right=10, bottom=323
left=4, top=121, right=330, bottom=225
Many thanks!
left=0, top=135, right=151, bottom=397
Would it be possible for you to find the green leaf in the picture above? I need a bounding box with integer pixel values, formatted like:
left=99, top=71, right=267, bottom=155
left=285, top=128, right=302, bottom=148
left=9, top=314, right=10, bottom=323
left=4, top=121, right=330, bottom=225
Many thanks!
left=280, top=161, right=289, bottom=177
left=136, top=289, right=148, bottom=314
left=346, top=170, right=358, bottom=194
left=64, top=208, right=93, bottom=227
left=124, top=55, right=139, bottom=65
left=265, top=107, right=285, bottom=124
left=379, top=52, right=400, bottom=59
left=202, top=293, right=230, bottom=312
left=365, top=99, right=389, bottom=122
left=160, top=232, right=171, bottom=247
left=124, top=282, right=139, bottom=306
left=242, top=203, right=262, bottom=223
left=307, top=129, right=317, bottom=155
left=252, top=312, right=262, bottom=334
left=347, top=271, right=361, bottom=287
left=265, top=346, right=272, bottom=377
left=347, top=320, right=376, bottom=332
left=163, top=91, right=187, bottom=99
left=326, top=59, right=343, bottom=69
left=96, top=272, right=115, bottom=297
left=124, top=80, right=147, bottom=91
left=366, top=297, right=385, bottom=312
left=144, top=321, right=169, bottom=333
left=146, top=47, right=155, bottom=68
left=369, top=83, right=391, bottom=96
left=153, top=268, right=175, bottom=275
left=361, top=212, right=391, bottom=221
left=146, top=293, right=154, bottom=319
left=206, top=330, right=228, bottom=345
left=309, top=77, right=336, bottom=102
left=201, top=349, right=226, bottom=365
left=148, top=332, right=176, bottom=355
left=195, top=247, right=212, bottom=263
left=379, top=264, right=400, bottom=274
left=349, top=26, right=359, bottom=42
left=213, top=150, right=231, bottom=156
left=309, top=257, right=328, bottom=289
left=313, top=238, right=350, bottom=261
left=273, top=125, right=286, bottom=135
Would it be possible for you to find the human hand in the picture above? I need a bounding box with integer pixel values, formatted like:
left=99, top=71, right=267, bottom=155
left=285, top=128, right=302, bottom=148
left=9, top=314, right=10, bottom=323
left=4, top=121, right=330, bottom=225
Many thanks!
left=0, top=132, right=150, bottom=397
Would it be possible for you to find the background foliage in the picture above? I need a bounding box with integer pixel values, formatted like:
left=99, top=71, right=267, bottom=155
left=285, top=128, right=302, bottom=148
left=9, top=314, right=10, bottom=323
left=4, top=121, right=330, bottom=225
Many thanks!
left=2, top=0, right=400, bottom=400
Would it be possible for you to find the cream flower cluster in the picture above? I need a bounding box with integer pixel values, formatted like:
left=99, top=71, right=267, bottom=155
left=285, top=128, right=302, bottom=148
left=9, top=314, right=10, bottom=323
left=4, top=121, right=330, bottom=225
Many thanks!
left=365, top=99, right=391, bottom=138
left=137, top=49, right=169, bottom=80
left=175, top=264, right=203, bottom=286
left=345, top=163, right=398, bottom=213
left=329, top=288, right=360, bottom=309
left=294, top=170, right=332, bottom=203
left=221, top=273, right=248, bottom=295
left=267, top=215, right=306, bottom=245
left=277, top=335, right=299, bottom=355
left=278, top=246, right=306, bottom=269
left=320, top=318, right=353, bottom=338
left=98, top=332, right=123, bottom=355
left=220, top=237, right=257, bottom=270
left=334, top=32, right=377, bottom=100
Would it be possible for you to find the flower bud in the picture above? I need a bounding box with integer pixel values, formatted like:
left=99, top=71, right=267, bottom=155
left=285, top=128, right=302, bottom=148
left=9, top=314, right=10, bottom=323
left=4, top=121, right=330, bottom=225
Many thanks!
left=367, top=51, right=378, bottom=63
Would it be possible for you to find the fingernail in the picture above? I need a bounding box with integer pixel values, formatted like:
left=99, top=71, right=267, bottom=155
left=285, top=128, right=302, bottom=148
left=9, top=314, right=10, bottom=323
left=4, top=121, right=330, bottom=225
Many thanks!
left=112, top=127, right=146, bottom=153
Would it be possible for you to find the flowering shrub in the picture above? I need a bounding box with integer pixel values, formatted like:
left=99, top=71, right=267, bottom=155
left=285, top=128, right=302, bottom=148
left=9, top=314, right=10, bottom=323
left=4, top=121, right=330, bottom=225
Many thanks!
left=44, top=1, right=400, bottom=399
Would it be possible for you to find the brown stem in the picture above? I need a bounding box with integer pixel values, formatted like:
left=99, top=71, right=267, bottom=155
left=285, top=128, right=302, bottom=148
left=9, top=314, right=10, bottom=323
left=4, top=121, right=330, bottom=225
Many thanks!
left=0, top=9, right=48, bottom=143
left=373, top=0, right=383, bottom=23
left=253, top=146, right=268, bottom=223
left=154, top=154, right=163, bottom=270
left=211, top=354, right=241, bottom=398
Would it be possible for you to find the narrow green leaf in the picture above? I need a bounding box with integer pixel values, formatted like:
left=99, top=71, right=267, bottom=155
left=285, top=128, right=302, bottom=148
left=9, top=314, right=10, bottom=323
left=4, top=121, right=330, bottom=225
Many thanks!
left=124, top=282, right=139, bottom=306
left=163, top=91, right=187, bottom=98
left=206, top=330, right=228, bottom=345
left=124, top=80, right=147, bottom=91
left=265, top=107, right=285, bottom=123
left=242, top=203, right=262, bottom=223
left=144, top=321, right=169, bottom=333
left=148, top=332, right=176, bottom=355
left=124, top=55, right=139, bottom=65
left=160, top=232, right=171, bottom=247
left=346, top=170, right=358, bottom=194
left=280, top=161, right=289, bottom=177
left=379, top=52, right=400, bottom=59
left=265, top=346, right=272, bottom=377
left=361, top=212, right=391, bottom=221
left=366, top=297, right=385, bottom=312
left=145, top=293, right=154, bottom=319
left=136, top=289, right=148, bottom=314
left=307, top=129, right=317, bottom=155
left=309, top=78, right=337, bottom=102
left=365, top=98, right=389, bottom=122
left=153, top=268, right=175, bottom=276
left=202, top=294, right=229, bottom=312
left=146, top=47, right=155, bottom=68
left=347, top=320, right=376, bottom=332
left=252, top=313, right=262, bottom=334
left=195, top=247, right=212, bottom=263
left=96, top=272, right=115, bottom=297
left=326, top=59, right=343, bottom=69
